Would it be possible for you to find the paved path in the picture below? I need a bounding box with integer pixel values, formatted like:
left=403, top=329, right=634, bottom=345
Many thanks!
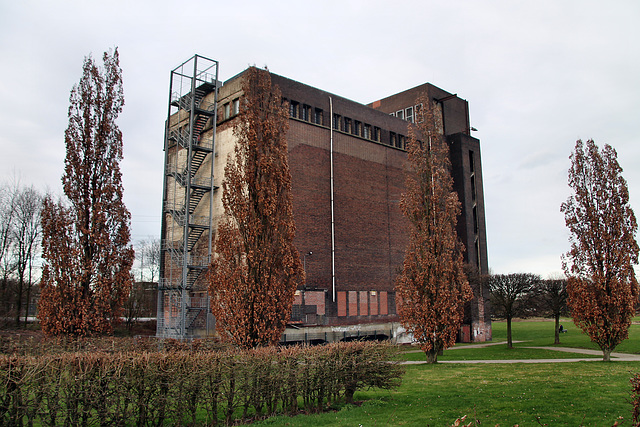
left=402, top=341, right=640, bottom=364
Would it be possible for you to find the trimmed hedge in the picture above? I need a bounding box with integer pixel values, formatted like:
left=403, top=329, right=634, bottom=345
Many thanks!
left=0, top=341, right=403, bottom=426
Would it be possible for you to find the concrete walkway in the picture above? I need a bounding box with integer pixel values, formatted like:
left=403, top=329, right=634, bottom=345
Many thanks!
left=402, top=341, right=640, bottom=364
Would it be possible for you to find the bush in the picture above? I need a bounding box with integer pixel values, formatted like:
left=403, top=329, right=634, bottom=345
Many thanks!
left=0, top=341, right=403, bottom=425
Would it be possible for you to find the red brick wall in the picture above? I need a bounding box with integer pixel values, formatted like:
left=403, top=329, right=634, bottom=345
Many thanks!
left=288, top=122, right=407, bottom=297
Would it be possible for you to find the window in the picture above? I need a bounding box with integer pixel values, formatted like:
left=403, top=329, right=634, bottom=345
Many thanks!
left=396, top=110, right=404, bottom=120
left=232, top=98, right=240, bottom=116
left=301, top=104, right=310, bottom=121
left=473, top=205, right=479, bottom=234
left=390, top=132, right=397, bottom=147
left=289, top=101, right=299, bottom=118
left=344, top=118, right=352, bottom=133
left=469, top=150, right=475, bottom=174
left=471, top=177, right=477, bottom=202
left=398, top=135, right=406, bottom=149
left=373, top=127, right=381, bottom=141
left=224, top=103, right=230, bottom=119
left=333, top=113, right=341, bottom=130
left=363, top=124, right=371, bottom=139
left=389, top=112, right=395, bottom=117
left=314, top=108, right=323, bottom=125
left=405, top=106, right=414, bottom=123
left=354, top=121, right=361, bottom=136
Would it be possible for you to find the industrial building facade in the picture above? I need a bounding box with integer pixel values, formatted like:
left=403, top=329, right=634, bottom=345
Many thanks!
left=158, top=56, right=490, bottom=342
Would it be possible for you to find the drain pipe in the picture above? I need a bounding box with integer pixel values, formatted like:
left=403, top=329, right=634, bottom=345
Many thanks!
left=329, top=96, right=336, bottom=302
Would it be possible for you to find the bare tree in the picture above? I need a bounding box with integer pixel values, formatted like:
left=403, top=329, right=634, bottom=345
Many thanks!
left=12, top=185, right=43, bottom=326
left=0, top=181, right=18, bottom=318
left=536, top=277, right=568, bottom=344
left=488, top=273, right=540, bottom=348
left=561, top=139, right=639, bottom=361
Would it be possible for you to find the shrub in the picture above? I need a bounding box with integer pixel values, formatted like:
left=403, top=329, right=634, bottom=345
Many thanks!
left=0, top=341, right=403, bottom=425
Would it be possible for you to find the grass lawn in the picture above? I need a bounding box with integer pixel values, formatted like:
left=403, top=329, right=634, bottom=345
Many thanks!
left=398, top=319, right=640, bottom=362
left=257, top=362, right=638, bottom=426
left=256, top=320, right=640, bottom=426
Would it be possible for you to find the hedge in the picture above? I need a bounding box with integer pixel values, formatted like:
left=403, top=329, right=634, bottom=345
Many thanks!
left=0, top=341, right=403, bottom=426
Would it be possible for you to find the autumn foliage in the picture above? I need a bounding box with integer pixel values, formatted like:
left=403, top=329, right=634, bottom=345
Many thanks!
left=561, top=139, right=639, bottom=361
left=38, top=49, right=134, bottom=336
left=395, top=96, right=472, bottom=363
left=208, top=67, right=303, bottom=348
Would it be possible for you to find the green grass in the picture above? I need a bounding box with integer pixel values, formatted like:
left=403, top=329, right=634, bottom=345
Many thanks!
left=257, top=362, right=637, bottom=426
left=255, top=320, right=640, bottom=426
left=407, top=318, right=640, bottom=362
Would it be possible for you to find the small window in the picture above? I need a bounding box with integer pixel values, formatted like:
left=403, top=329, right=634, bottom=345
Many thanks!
left=224, top=103, right=230, bottom=119
left=469, top=150, right=475, bottom=174
left=232, top=98, right=240, bottom=116
left=389, top=112, right=395, bottom=117
left=314, top=108, right=323, bottom=125
left=397, top=135, right=405, bottom=149
left=405, top=106, right=414, bottom=123
left=290, top=101, right=299, bottom=118
left=344, top=118, right=352, bottom=133
left=473, top=205, right=479, bottom=234
left=396, top=110, right=404, bottom=120
left=333, top=114, right=341, bottom=130
left=390, top=132, right=397, bottom=147
left=364, top=124, right=371, bottom=139
left=373, top=127, right=381, bottom=142
left=301, top=105, right=310, bottom=121
left=471, top=177, right=477, bottom=202
left=354, top=121, right=361, bottom=136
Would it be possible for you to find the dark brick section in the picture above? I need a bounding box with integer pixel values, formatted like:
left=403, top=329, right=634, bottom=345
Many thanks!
left=208, top=69, right=490, bottom=337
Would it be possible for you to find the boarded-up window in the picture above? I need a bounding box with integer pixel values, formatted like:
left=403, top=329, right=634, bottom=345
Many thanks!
left=337, top=291, right=347, bottom=316
left=370, top=291, right=378, bottom=315
left=380, top=291, right=388, bottom=315
left=349, top=291, right=358, bottom=316
left=359, top=291, right=368, bottom=316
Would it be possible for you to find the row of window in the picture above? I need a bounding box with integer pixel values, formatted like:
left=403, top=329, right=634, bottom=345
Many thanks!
left=389, top=103, right=423, bottom=124
left=286, top=98, right=408, bottom=150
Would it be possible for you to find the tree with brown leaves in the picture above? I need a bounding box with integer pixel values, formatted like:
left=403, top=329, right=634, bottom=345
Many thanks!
left=208, top=67, right=304, bottom=348
left=561, top=139, right=639, bottom=361
left=395, top=97, right=473, bottom=363
left=38, top=49, right=134, bottom=336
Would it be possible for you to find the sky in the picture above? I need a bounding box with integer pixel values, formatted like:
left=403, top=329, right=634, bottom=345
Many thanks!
left=1, top=0, right=639, bottom=278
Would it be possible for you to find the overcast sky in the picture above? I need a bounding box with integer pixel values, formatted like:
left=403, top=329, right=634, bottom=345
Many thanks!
left=1, top=0, right=638, bottom=277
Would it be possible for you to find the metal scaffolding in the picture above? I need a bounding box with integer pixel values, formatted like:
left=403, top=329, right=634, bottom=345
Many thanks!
left=157, top=55, right=219, bottom=339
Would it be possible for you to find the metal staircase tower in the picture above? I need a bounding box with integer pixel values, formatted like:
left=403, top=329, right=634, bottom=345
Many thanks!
left=157, top=55, right=219, bottom=339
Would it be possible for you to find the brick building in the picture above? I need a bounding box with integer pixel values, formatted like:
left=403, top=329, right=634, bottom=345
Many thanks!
left=159, top=57, right=490, bottom=342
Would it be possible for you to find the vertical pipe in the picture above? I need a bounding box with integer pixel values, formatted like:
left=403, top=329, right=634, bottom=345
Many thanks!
left=329, top=97, right=336, bottom=302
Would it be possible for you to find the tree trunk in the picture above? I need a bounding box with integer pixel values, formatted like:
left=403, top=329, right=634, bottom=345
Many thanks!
left=425, top=349, right=439, bottom=363
left=554, top=314, right=560, bottom=345
left=602, top=348, right=612, bottom=362
left=507, top=316, right=513, bottom=349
